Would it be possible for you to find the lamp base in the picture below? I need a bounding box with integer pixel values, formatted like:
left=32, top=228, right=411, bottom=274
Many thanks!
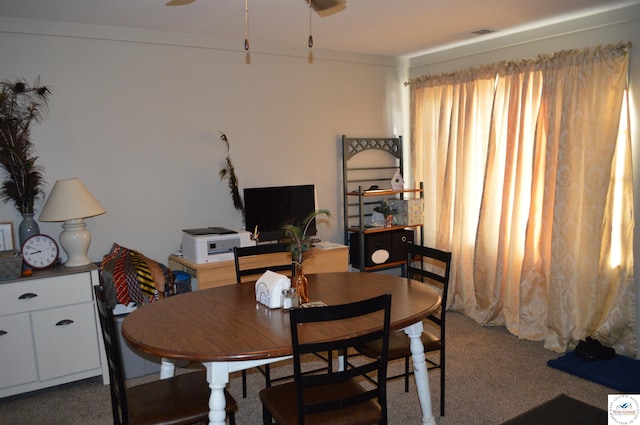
left=59, top=218, right=92, bottom=267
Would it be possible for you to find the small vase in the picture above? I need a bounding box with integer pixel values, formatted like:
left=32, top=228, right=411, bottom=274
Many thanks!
left=19, top=213, right=40, bottom=246
left=292, top=263, right=309, bottom=304
left=384, top=215, right=393, bottom=228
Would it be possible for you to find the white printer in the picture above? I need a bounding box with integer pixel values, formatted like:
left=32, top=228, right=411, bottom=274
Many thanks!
left=181, top=227, right=255, bottom=264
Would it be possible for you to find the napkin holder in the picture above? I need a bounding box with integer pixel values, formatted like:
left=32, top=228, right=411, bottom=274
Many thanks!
left=255, top=270, right=291, bottom=309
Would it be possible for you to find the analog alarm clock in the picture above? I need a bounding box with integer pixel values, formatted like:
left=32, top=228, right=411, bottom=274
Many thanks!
left=21, top=234, right=59, bottom=269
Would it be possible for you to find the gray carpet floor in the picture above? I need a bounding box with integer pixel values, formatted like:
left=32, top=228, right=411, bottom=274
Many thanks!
left=0, top=312, right=614, bottom=424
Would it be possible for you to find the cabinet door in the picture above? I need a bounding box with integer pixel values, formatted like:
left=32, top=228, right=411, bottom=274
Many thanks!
left=0, top=313, right=38, bottom=388
left=31, top=303, right=101, bottom=381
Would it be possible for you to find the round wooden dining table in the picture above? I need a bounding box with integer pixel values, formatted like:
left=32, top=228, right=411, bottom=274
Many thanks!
left=121, top=271, right=441, bottom=425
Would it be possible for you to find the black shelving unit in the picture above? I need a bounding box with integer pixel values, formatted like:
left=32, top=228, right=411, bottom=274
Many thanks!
left=342, top=135, right=424, bottom=272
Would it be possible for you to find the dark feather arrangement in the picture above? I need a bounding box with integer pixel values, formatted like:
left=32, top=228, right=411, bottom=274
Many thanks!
left=0, top=78, right=51, bottom=215
left=218, top=131, right=245, bottom=221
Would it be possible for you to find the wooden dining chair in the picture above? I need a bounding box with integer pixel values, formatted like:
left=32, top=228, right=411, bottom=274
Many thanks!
left=233, top=242, right=294, bottom=283
left=234, top=243, right=335, bottom=398
left=355, top=244, right=451, bottom=416
left=260, top=293, right=392, bottom=425
left=94, top=285, right=237, bottom=425
left=233, top=242, right=294, bottom=397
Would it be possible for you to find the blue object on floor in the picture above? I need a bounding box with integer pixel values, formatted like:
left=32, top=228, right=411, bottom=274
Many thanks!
left=547, top=352, right=640, bottom=393
left=173, top=270, right=193, bottom=294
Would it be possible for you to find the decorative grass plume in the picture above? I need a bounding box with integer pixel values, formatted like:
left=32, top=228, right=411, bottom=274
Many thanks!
left=0, top=78, right=51, bottom=215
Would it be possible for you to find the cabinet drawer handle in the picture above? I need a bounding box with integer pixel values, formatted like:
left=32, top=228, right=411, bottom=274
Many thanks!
left=0, top=330, right=7, bottom=336
left=56, top=319, right=74, bottom=326
left=18, top=293, right=38, bottom=300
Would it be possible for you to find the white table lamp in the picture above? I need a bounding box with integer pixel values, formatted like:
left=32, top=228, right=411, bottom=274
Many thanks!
left=39, top=178, right=106, bottom=267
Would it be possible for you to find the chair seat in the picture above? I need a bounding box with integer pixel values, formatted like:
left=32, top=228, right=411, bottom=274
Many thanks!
left=126, top=370, right=237, bottom=425
left=357, top=330, right=441, bottom=361
left=259, top=379, right=382, bottom=425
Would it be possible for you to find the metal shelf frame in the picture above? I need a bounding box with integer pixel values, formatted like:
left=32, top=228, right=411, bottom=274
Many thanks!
left=342, top=135, right=423, bottom=272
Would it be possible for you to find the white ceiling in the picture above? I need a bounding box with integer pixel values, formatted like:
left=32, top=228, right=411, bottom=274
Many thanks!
left=1, top=0, right=638, bottom=57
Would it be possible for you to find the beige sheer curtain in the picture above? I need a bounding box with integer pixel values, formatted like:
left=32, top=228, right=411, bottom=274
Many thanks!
left=410, top=43, right=636, bottom=356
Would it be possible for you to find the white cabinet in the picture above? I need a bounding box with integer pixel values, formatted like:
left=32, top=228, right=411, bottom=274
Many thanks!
left=0, top=264, right=107, bottom=398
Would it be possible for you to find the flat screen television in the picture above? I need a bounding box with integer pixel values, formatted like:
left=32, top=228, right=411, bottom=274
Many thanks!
left=244, top=184, right=317, bottom=242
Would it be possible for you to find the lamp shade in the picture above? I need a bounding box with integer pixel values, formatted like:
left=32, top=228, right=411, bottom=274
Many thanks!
left=39, top=178, right=106, bottom=222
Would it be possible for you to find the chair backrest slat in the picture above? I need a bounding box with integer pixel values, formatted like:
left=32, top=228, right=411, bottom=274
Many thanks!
left=405, top=244, right=452, bottom=311
left=233, top=243, right=294, bottom=283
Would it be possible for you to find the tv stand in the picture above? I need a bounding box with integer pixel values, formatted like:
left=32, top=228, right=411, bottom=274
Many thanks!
left=168, top=244, right=348, bottom=290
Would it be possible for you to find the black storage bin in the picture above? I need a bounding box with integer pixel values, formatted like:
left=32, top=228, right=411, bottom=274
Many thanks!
left=173, top=270, right=193, bottom=294
left=349, top=229, right=414, bottom=268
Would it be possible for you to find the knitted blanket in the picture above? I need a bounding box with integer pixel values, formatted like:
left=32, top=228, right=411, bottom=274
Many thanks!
left=99, top=243, right=175, bottom=308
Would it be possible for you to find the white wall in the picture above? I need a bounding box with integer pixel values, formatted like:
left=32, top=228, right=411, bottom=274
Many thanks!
left=407, top=3, right=640, bottom=357
left=0, top=18, right=407, bottom=263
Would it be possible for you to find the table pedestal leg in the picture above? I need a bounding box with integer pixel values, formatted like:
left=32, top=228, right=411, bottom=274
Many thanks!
left=404, top=322, right=436, bottom=425
left=204, top=362, right=230, bottom=425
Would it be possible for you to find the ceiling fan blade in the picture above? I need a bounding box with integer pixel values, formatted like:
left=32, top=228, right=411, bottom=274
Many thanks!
left=166, top=0, right=197, bottom=6
left=307, top=0, right=346, bottom=17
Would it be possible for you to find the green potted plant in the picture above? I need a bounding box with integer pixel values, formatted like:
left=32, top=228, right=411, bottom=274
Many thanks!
left=0, top=78, right=51, bottom=244
left=374, top=200, right=397, bottom=227
left=281, top=209, right=330, bottom=303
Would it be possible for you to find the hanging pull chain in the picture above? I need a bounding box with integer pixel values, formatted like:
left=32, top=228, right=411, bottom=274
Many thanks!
left=244, top=0, right=250, bottom=51
left=308, top=0, right=313, bottom=48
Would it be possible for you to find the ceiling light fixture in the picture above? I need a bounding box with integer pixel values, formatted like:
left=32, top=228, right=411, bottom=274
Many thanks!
left=166, top=0, right=346, bottom=53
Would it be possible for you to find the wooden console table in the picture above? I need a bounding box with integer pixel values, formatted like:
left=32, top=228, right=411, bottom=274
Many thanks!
left=168, top=245, right=348, bottom=290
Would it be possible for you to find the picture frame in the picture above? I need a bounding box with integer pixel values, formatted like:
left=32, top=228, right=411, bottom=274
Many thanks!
left=0, top=222, right=15, bottom=251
